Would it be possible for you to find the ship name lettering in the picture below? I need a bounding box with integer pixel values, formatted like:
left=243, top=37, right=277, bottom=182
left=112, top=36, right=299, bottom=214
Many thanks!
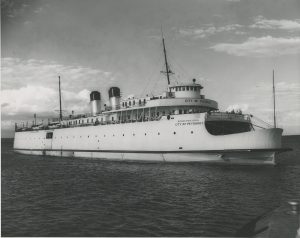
left=175, top=122, right=202, bottom=126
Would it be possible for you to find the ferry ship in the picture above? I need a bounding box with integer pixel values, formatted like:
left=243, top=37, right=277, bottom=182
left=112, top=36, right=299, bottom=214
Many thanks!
left=13, top=37, right=290, bottom=164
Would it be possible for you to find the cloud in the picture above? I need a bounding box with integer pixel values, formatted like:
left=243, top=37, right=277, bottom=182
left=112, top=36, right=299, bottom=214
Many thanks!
left=210, top=36, right=300, bottom=57
left=178, top=24, right=242, bottom=39
left=250, top=16, right=300, bottom=31
left=1, top=57, right=115, bottom=91
left=1, top=86, right=91, bottom=117
left=1, top=57, right=116, bottom=125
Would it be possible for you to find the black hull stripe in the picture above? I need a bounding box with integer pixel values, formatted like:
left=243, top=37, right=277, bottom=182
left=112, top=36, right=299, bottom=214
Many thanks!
left=14, top=148, right=292, bottom=153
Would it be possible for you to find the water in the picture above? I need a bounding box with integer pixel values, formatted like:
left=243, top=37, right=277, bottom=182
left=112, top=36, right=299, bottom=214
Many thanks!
left=2, top=136, right=300, bottom=237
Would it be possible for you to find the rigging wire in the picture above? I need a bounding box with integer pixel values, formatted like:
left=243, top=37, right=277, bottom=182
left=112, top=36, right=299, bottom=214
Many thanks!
left=138, top=41, right=165, bottom=97
left=251, top=115, right=273, bottom=128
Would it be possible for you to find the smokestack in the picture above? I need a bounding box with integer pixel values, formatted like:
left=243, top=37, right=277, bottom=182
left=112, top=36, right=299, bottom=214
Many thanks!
left=108, top=87, right=121, bottom=110
left=90, top=91, right=101, bottom=115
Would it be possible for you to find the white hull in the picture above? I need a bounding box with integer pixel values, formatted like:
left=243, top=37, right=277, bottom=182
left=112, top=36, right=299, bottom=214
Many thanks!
left=13, top=113, right=285, bottom=165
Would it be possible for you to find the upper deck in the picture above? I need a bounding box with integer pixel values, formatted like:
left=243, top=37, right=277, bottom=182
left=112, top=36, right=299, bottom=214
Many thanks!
left=15, top=80, right=220, bottom=132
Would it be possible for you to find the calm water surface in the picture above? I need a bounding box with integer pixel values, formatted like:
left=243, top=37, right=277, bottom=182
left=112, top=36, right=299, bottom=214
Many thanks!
left=2, top=136, right=300, bottom=237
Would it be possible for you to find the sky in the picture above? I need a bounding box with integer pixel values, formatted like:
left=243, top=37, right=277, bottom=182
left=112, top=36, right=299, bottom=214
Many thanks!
left=1, top=0, right=300, bottom=137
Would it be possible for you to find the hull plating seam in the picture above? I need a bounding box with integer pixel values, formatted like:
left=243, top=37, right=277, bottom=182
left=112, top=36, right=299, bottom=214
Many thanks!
left=14, top=148, right=291, bottom=153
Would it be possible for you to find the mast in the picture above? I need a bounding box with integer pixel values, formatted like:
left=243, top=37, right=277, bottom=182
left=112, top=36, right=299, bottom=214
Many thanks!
left=162, top=37, right=171, bottom=85
left=59, top=76, right=62, bottom=121
left=272, top=70, right=276, bottom=128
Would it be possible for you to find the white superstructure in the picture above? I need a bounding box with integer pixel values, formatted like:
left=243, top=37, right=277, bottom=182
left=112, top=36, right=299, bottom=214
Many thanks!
left=13, top=37, right=290, bottom=164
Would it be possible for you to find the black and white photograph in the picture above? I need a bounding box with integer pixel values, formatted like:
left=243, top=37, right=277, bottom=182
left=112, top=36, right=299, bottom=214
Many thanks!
left=1, top=0, right=300, bottom=237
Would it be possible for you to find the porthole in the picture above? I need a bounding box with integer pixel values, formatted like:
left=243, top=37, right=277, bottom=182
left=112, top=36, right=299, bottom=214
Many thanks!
left=158, top=132, right=160, bottom=135
left=133, top=133, right=135, bottom=136
left=145, top=133, right=147, bottom=136
left=104, top=135, right=106, bottom=137
left=191, top=131, right=194, bottom=134
left=173, top=132, right=176, bottom=135
left=123, top=134, right=124, bottom=136
left=113, top=134, right=115, bottom=137
left=88, top=135, right=89, bottom=138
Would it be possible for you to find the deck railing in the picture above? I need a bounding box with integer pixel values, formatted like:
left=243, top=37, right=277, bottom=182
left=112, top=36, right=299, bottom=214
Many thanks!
left=205, top=111, right=251, bottom=122
left=15, top=115, right=164, bottom=132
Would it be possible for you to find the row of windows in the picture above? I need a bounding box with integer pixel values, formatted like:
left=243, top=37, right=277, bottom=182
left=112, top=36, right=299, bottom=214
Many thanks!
left=122, top=99, right=147, bottom=107
left=53, top=131, right=195, bottom=139
left=68, top=117, right=105, bottom=125
left=170, top=86, right=200, bottom=92
left=24, top=130, right=197, bottom=140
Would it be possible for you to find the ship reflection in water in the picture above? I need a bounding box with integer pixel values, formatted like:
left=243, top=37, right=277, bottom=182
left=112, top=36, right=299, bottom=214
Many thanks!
left=2, top=136, right=300, bottom=237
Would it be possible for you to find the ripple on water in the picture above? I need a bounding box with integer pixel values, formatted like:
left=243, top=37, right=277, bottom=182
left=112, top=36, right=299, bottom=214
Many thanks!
left=2, top=137, right=300, bottom=236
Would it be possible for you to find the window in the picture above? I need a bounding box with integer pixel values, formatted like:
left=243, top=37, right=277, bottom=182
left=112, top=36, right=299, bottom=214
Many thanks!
left=129, top=101, right=131, bottom=106
left=87, top=119, right=89, bottom=123
left=182, top=87, right=185, bottom=91
left=176, top=87, right=178, bottom=91
left=133, top=100, right=135, bottom=105
left=139, top=99, right=141, bottom=105
left=187, top=87, right=189, bottom=91
left=179, top=109, right=182, bottom=114
left=144, top=99, right=146, bottom=103
left=125, top=102, right=127, bottom=107
left=194, top=87, right=197, bottom=91
left=46, top=132, right=53, bottom=139
left=91, top=119, right=94, bottom=123
left=179, top=87, right=181, bottom=91
left=112, top=117, right=114, bottom=121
